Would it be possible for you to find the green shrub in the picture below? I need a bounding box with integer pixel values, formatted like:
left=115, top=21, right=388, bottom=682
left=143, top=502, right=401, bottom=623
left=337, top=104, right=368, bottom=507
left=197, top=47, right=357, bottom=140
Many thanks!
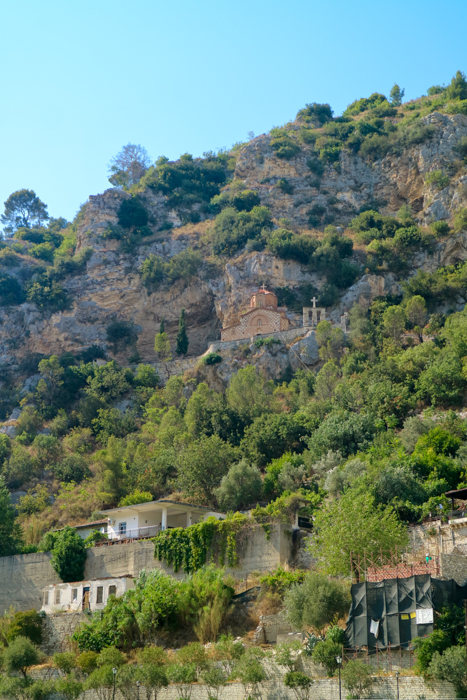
left=50, top=526, right=87, bottom=582
left=343, top=92, right=388, bottom=117
left=453, top=207, right=467, bottom=232
left=296, top=102, right=333, bottom=124
left=425, top=170, right=450, bottom=189
left=201, top=352, right=222, bottom=365
left=119, top=489, right=153, bottom=506
left=6, top=610, right=43, bottom=645
left=30, top=242, right=55, bottom=262
left=277, top=178, right=294, bottom=194
left=0, top=273, right=24, bottom=305
left=341, top=659, right=374, bottom=698
left=0, top=248, right=21, bottom=267
left=117, top=197, right=149, bottom=229
left=284, top=671, right=313, bottom=700
left=260, top=566, right=306, bottom=597
left=83, top=531, right=107, bottom=548
left=307, top=159, right=324, bottom=177
left=106, top=320, right=137, bottom=348
left=210, top=188, right=260, bottom=214
left=138, top=151, right=229, bottom=213
left=427, top=85, right=445, bottom=96
left=211, top=206, right=273, bottom=256
left=3, top=636, right=41, bottom=678
left=140, top=248, right=203, bottom=290
left=53, top=454, right=90, bottom=483
left=271, top=135, right=301, bottom=160
left=430, top=220, right=450, bottom=237
left=26, top=277, right=68, bottom=311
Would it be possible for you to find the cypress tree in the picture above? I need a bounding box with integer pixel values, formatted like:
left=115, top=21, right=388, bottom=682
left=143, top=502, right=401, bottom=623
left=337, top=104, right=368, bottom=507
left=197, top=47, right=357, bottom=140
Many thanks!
left=159, top=318, right=165, bottom=334
left=176, top=308, right=189, bottom=356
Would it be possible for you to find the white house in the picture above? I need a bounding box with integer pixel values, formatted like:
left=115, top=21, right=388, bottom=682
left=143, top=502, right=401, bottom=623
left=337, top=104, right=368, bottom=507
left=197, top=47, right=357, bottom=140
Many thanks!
left=41, top=576, right=134, bottom=614
left=71, top=519, right=108, bottom=540
left=104, top=499, right=225, bottom=540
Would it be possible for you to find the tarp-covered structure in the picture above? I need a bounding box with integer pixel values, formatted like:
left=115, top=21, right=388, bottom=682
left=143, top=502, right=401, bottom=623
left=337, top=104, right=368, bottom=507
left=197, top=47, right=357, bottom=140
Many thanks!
left=346, top=574, right=467, bottom=649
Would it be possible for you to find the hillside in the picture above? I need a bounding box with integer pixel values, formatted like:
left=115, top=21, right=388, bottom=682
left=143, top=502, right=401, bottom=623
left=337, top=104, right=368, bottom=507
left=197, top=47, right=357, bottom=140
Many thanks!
left=2, top=73, right=467, bottom=555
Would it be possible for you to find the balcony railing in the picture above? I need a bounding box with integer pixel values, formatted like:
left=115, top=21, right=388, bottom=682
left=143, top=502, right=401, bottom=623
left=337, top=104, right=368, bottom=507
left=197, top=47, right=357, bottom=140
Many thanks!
left=108, top=525, right=162, bottom=541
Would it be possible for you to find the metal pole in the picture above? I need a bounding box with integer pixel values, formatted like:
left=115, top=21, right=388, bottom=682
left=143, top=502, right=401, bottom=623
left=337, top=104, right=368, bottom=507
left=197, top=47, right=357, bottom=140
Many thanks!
left=395, top=670, right=400, bottom=700
left=112, top=668, right=117, bottom=700
left=136, top=681, right=140, bottom=700
left=336, top=656, right=342, bottom=700
left=464, top=600, right=467, bottom=657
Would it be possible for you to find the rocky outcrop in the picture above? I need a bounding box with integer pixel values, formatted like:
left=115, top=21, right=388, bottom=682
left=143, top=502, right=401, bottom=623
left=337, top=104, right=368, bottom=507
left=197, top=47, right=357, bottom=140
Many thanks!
left=235, top=113, right=467, bottom=227
left=2, top=114, right=467, bottom=375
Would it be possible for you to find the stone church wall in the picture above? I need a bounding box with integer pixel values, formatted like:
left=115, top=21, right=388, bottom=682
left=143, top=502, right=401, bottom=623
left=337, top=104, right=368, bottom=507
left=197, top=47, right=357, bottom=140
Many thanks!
left=221, top=309, right=284, bottom=341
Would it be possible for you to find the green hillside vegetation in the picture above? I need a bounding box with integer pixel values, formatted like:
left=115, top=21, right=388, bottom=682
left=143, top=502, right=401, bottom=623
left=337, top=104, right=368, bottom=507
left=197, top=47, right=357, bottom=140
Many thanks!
left=1, top=72, right=467, bottom=690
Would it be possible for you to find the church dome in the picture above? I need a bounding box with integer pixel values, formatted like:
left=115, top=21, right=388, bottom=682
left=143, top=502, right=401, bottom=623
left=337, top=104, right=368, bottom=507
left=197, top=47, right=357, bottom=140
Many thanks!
left=250, top=287, right=278, bottom=310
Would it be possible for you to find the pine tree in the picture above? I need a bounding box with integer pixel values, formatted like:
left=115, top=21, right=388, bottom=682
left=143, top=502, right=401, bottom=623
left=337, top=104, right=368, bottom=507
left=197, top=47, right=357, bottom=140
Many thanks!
left=389, top=83, right=405, bottom=106
left=176, top=308, right=189, bottom=356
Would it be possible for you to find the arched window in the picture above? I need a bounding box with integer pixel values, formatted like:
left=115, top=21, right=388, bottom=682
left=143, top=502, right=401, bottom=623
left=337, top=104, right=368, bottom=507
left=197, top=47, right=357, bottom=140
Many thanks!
left=257, top=319, right=262, bottom=327
left=259, top=299, right=263, bottom=307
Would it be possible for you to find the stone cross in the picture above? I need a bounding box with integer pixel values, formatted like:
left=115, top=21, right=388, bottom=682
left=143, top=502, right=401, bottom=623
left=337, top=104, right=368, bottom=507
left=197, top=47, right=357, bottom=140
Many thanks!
left=311, top=296, right=318, bottom=308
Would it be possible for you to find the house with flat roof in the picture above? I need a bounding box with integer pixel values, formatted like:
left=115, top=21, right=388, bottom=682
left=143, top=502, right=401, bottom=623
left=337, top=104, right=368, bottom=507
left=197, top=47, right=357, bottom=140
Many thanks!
left=41, top=575, right=134, bottom=614
left=104, top=499, right=225, bottom=541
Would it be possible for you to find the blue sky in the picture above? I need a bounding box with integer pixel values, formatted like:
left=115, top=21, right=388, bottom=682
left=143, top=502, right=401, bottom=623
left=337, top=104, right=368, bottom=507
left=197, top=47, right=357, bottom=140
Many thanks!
left=1, top=0, right=466, bottom=222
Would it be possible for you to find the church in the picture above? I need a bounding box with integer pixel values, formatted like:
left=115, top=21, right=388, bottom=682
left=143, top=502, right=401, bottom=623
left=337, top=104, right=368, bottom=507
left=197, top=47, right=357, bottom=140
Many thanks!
left=221, top=287, right=290, bottom=341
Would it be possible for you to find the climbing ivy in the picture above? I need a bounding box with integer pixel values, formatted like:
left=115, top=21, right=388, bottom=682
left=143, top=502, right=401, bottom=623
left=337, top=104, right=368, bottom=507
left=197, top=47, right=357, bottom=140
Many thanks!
left=153, top=513, right=247, bottom=573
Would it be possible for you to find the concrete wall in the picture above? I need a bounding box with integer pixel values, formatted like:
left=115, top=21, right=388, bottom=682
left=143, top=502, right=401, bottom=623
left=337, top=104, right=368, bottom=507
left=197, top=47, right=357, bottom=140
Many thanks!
left=0, top=524, right=293, bottom=612
left=0, top=551, right=60, bottom=614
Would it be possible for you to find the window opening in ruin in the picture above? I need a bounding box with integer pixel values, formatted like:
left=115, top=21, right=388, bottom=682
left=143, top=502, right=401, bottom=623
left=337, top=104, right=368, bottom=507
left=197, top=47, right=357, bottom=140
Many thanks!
left=96, top=586, right=104, bottom=604
left=83, top=587, right=90, bottom=610
left=108, top=585, right=117, bottom=598
left=71, top=588, right=78, bottom=603
left=54, top=589, right=60, bottom=605
left=44, top=591, right=49, bottom=606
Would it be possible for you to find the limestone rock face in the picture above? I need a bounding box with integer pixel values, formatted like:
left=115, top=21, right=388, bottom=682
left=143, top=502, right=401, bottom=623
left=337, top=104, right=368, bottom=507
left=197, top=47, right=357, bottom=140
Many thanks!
left=235, top=113, right=467, bottom=227
left=2, top=113, right=467, bottom=374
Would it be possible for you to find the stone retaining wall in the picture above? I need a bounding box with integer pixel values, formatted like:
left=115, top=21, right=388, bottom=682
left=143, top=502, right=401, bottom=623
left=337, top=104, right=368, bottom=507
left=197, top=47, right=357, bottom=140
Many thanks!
left=27, top=673, right=454, bottom=700
left=0, top=524, right=294, bottom=612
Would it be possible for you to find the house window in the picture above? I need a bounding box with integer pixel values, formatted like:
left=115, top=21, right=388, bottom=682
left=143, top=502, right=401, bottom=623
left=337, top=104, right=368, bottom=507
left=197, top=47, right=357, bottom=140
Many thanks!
left=108, top=585, right=117, bottom=598
left=96, top=586, right=104, bottom=604
left=44, top=591, right=49, bottom=606
left=119, top=522, right=127, bottom=536
left=71, top=589, right=78, bottom=603
left=54, top=589, right=60, bottom=605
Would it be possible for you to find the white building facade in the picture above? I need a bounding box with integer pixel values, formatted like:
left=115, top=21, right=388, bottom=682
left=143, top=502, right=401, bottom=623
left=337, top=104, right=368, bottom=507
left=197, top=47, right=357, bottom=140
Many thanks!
left=104, top=499, right=225, bottom=541
left=41, top=576, right=134, bottom=614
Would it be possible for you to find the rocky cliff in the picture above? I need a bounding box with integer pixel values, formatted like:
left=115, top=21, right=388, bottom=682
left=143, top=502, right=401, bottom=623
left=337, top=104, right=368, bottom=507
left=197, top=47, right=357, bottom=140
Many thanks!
left=1, top=112, right=467, bottom=374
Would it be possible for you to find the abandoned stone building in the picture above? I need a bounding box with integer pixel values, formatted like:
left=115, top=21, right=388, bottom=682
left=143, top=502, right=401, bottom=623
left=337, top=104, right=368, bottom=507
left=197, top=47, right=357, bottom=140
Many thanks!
left=221, top=287, right=290, bottom=341
left=41, top=575, right=134, bottom=614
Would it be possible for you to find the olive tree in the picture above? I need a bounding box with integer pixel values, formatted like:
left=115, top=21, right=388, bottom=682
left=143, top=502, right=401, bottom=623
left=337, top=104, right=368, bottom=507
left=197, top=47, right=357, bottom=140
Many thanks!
left=284, top=572, right=350, bottom=636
